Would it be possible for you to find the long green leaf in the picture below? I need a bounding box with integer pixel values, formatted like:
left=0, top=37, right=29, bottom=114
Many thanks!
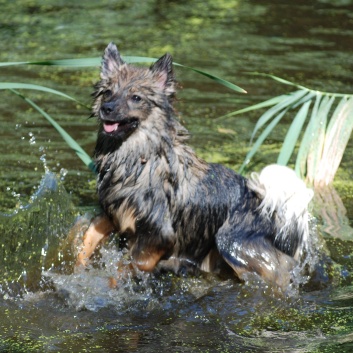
left=0, top=58, right=99, bottom=67
left=10, top=89, right=95, bottom=173
left=239, top=109, right=287, bottom=173
left=295, top=93, right=322, bottom=178
left=218, top=94, right=288, bottom=120
left=248, top=72, right=307, bottom=91
left=172, top=63, right=246, bottom=93
left=250, top=89, right=308, bottom=142
left=306, top=95, right=335, bottom=184
left=0, top=56, right=153, bottom=67
left=292, top=91, right=316, bottom=109
left=0, top=57, right=246, bottom=93
left=277, top=99, right=311, bottom=166
left=0, top=82, right=87, bottom=107
left=316, top=97, right=353, bottom=185
left=248, top=72, right=352, bottom=98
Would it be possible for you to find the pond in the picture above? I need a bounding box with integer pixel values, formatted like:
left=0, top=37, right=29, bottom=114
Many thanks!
left=1, top=0, right=353, bottom=352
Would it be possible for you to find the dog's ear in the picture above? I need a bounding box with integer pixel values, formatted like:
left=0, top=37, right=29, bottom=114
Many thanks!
left=101, top=42, right=125, bottom=79
left=150, top=53, right=175, bottom=95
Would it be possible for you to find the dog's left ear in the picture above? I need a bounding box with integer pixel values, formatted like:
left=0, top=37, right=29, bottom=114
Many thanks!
left=150, top=53, right=175, bottom=95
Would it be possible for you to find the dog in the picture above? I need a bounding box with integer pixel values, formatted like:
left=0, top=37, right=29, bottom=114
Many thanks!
left=76, top=42, right=313, bottom=288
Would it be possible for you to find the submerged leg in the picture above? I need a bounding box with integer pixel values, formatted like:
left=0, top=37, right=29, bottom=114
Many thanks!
left=76, top=214, right=115, bottom=267
left=215, top=219, right=297, bottom=288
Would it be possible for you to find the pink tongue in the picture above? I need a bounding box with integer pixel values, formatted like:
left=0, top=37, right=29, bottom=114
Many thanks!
left=103, top=122, right=119, bottom=133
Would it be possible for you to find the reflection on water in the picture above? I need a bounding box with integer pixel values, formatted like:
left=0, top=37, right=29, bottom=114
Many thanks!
left=1, top=0, right=353, bottom=352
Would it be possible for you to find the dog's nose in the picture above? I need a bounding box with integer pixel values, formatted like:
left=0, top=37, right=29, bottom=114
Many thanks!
left=101, top=102, right=115, bottom=116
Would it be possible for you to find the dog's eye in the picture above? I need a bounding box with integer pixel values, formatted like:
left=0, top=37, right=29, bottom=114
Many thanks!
left=131, top=95, right=142, bottom=103
left=102, top=90, right=112, bottom=100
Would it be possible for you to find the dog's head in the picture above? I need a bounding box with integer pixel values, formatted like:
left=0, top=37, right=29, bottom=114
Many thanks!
left=93, top=42, right=176, bottom=142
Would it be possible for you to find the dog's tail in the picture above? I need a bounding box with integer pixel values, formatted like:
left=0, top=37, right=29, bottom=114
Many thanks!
left=247, top=164, right=314, bottom=259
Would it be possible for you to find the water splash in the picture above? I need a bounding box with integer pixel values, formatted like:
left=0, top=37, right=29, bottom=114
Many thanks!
left=0, top=172, right=78, bottom=297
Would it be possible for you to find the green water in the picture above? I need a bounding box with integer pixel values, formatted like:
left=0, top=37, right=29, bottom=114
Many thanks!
left=1, top=0, right=353, bottom=352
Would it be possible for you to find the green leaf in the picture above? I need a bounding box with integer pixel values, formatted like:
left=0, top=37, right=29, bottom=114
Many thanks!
left=305, top=95, right=335, bottom=184
left=292, top=91, right=316, bottom=109
left=10, top=89, right=95, bottom=173
left=0, top=56, right=145, bottom=67
left=173, top=63, right=246, bottom=93
left=0, top=82, right=87, bottom=107
left=250, top=89, right=308, bottom=142
left=315, top=97, right=353, bottom=185
left=248, top=72, right=307, bottom=91
left=218, top=94, right=288, bottom=120
left=239, top=109, right=287, bottom=174
left=248, top=72, right=352, bottom=98
left=277, top=99, right=311, bottom=166
left=295, top=93, right=322, bottom=178
left=0, top=57, right=246, bottom=93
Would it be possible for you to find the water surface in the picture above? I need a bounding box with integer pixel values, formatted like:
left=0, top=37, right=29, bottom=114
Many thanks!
left=1, top=1, right=353, bottom=352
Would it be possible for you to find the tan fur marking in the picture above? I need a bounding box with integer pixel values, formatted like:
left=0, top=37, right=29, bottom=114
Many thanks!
left=76, top=214, right=114, bottom=267
left=113, top=201, right=136, bottom=233
left=200, top=248, right=221, bottom=272
left=133, top=249, right=166, bottom=272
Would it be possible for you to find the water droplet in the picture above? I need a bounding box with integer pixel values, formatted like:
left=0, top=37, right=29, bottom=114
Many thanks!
left=60, top=168, right=68, bottom=181
left=29, top=132, right=36, bottom=145
left=40, top=154, right=48, bottom=172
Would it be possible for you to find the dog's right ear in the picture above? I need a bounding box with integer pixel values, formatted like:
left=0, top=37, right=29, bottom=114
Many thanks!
left=101, top=42, right=125, bottom=79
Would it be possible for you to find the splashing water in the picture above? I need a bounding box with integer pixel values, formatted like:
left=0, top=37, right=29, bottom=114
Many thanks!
left=43, top=246, right=153, bottom=312
left=40, top=215, right=322, bottom=314
left=0, top=150, right=323, bottom=317
left=0, top=172, right=78, bottom=297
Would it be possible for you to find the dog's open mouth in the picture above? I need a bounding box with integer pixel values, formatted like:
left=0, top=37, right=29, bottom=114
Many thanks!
left=102, top=118, right=138, bottom=135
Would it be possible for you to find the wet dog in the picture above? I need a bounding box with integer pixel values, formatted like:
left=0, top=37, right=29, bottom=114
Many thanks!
left=76, top=43, right=313, bottom=288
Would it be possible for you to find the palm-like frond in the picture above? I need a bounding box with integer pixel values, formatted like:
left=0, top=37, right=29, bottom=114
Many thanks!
left=236, top=74, right=353, bottom=186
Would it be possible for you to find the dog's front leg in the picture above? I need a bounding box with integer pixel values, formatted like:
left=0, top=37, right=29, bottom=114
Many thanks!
left=130, top=223, right=175, bottom=273
left=133, top=248, right=167, bottom=272
left=76, top=214, right=115, bottom=267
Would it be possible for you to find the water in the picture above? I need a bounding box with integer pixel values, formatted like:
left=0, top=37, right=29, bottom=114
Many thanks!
left=1, top=0, right=353, bottom=352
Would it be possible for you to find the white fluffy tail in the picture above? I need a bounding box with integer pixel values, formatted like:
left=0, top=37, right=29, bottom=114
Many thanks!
left=248, top=164, right=314, bottom=257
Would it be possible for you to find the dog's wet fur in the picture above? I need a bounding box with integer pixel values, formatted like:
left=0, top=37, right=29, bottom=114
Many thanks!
left=76, top=43, right=313, bottom=288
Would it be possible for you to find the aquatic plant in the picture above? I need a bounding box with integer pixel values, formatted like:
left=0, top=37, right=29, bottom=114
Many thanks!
left=226, top=73, right=353, bottom=187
